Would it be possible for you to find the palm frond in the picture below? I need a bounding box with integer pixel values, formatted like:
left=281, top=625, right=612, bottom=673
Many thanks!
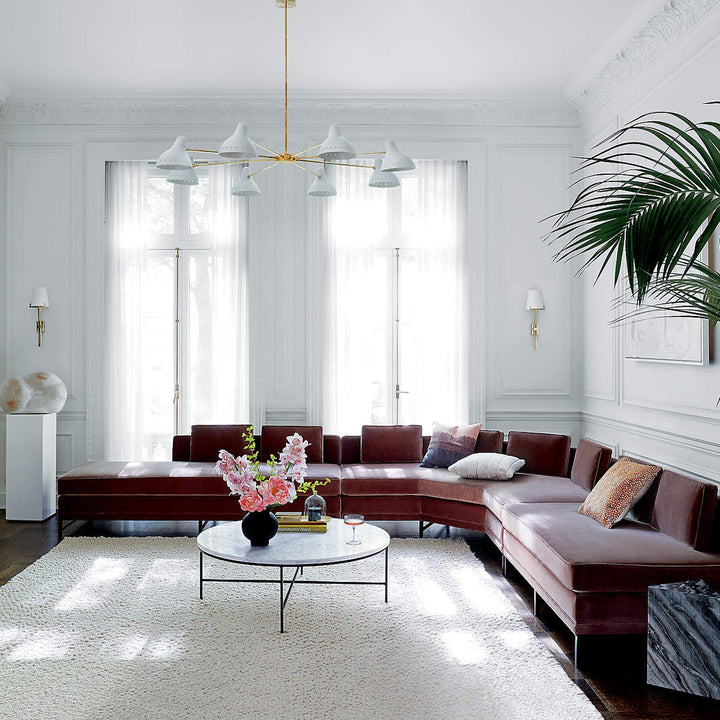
left=546, top=110, right=720, bottom=309
left=611, top=261, right=720, bottom=327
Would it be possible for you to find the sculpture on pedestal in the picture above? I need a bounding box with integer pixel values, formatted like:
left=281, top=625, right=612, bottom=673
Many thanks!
left=0, top=372, right=67, bottom=414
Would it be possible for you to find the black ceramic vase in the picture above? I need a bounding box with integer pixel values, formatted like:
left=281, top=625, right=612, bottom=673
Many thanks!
left=241, top=508, right=278, bottom=547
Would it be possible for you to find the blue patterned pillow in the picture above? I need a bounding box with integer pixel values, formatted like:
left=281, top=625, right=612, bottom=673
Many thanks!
left=420, top=422, right=483, bottom=468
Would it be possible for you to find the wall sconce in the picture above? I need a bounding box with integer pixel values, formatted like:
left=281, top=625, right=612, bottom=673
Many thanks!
left=525, top=288, right=545, bottom=350
left=29, top=286, right=49, bottom=347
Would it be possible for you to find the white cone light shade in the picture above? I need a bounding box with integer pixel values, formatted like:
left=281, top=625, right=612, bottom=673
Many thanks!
left=219, top=123, right=257, bottom=159
left=307, top=167, right=337, bottom=197
left=381, top=140, right=415, bottom=172
left=167, top=167, right=199, bottom=186
left=231, top=166, right=261, bottom=197
left=526, top=289, right=545, bottom=310
left=368, top=158, right=400, bottom=188
left=157, top=136, right=192, bottom=171
left=29, top=286, right=49, bottom=308
left=318, top=125, right=357, bottom=161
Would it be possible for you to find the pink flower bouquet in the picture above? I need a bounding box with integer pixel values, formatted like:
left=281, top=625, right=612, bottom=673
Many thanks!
left=215, top=427, right=309, bottom=513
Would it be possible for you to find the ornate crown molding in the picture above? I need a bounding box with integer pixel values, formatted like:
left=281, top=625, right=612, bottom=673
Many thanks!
left=573, top=0, right=720, bottom=119
left=0, top=96, right=579, bottom=128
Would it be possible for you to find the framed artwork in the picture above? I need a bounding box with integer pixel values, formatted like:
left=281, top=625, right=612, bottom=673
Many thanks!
left=625, top=313, right=709, bottom=364
left=624, top=242, right=713, bottom=365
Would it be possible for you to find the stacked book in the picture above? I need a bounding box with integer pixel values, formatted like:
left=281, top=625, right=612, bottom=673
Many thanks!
left=276, top=512, right=330, bottom=533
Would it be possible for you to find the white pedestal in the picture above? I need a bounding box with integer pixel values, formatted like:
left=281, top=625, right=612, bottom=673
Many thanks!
left=5, top=413, right=57, bottom=521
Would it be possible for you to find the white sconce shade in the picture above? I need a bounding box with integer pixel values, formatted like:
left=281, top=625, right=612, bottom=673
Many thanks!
left=29, top=286, right=49, bottom=308
left=526, top=289, right=546, bottom=310
left=318, top=125, right=357, bottom=161
left=381, top=140, right=415, bottom=172
left=156, top=136, right=192, bottom=171
left=167, top=167, right=199, bottom=186
left=307, top=166, right=337, bottom=197
left=231, top=166, right=262, bottom=197
left=218, top=123, right=258, bottom=160
left=368, top=157, right=400, bottom=188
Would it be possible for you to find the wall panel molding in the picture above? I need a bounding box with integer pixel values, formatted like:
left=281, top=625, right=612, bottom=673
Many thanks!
left=583, top=410, right=720, bottom=482
left=492, top=144, right=575, bottom=401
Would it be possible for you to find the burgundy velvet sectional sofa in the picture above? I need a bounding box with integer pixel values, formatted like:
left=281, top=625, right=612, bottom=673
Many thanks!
left=57, top=423, right=720, bottom=651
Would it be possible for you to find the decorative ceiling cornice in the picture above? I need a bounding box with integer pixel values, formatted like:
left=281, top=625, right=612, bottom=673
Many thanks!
left=0, top=96, right=579, bottom=128
left=573, top=0, right=720, bottom=119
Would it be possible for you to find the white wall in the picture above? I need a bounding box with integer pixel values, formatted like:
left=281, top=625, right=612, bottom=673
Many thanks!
left=580, top=7, right=720, bottom=482
left=0, top=97, right=582, bottom=505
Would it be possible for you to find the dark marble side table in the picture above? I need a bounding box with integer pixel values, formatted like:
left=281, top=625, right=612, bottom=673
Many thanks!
left=647, top=579, right=720, bottom=700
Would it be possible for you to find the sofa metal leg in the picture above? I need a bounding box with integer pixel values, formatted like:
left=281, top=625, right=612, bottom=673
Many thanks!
left=419, top=520, right=424, bottom=539
left=574, top=636, right=579, bottom=667
left=57, top=516, right=63, bottom=544
left=445, top=525, right=450, bottom=537
left=501, top=555, right=507, bottom=576
left=533, top=589, right=538, bottom=616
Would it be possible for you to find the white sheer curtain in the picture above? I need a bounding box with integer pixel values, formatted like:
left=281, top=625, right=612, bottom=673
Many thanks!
left=189, top=165, right=249, bottom=425
left=106, top=161, right=150, bottom=460
left=106, top=162, right=249, bottom=460
left=308, top=160, right=468, bottom=435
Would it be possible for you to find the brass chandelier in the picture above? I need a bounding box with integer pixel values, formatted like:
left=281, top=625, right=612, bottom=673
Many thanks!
left=156, top=0, right=415, bottom=197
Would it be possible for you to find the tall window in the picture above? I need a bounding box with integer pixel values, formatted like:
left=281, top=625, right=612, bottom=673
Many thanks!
left=105, top=162, right=248, bottom=460
left=311, top=160, right=468, bottom=434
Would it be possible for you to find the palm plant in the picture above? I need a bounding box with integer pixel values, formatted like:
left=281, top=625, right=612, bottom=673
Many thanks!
left=547, top=109, right=720, bottom=325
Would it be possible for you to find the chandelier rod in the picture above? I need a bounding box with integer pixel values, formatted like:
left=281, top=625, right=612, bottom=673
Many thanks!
left=296, top=157, right=377, bottom=170
left=292, top=162, right=322, bottom=180
left=284, top=0, right=289, bottom=156
left=249, top=161, right=281, bottom=178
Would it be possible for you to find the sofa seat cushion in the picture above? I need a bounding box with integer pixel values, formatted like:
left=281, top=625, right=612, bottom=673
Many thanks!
left=417, top=473, right=488, bottom=505
left=341, top=463, right=456, bottom=496
left=482, top=474, right=588, bottom=519
left=59, top=462, right=227, bottom=495
left=264, top=463, right=342, bottom=496
left=59, top=461, right=342, bottom=497
left=503, top=502, right=720, bottom=593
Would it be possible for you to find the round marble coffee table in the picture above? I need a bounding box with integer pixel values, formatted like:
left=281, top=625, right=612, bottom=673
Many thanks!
left=197, top=519, right=390, bottom=632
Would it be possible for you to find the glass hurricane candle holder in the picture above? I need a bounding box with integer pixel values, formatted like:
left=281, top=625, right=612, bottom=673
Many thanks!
left=304, top=493, right=326, bottom=521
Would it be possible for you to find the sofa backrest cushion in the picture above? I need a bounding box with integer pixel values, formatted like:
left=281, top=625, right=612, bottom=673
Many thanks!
left=361, top=425, right=423, bottom=463
left=651, top=470, right=718, bottom=550
left=570, top=439, right=613, bottom=491
left=475, top=430, right=504, bottom=454
left=323, top=435, right=341, bottom=465
left=342, top=436, right=361, bottom=464
left=189, top=424, right=252, bottom=462
left=172, top=434, right=191, bottom=461
left=505, top=431, right=571, bottom=477
left=260, top=425, right=324, bottom=464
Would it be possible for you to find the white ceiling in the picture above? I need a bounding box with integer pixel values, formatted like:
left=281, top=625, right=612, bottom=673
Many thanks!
left=0, top=0, right=667, bottom=100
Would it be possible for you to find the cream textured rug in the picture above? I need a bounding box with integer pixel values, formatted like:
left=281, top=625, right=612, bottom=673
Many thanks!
left=0, top=537, right=602, bottom=720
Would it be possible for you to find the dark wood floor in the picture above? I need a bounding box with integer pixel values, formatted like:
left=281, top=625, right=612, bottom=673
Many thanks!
left=1, top=513, right=718, bottom=720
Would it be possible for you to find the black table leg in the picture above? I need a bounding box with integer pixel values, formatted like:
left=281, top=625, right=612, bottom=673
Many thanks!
left=199, top=551, right=203, bottom=600
left=280, top=566, right=284, bottom=633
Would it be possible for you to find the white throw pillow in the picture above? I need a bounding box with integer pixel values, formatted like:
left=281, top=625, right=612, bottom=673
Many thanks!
left=449, top=452, right=525, bottom=480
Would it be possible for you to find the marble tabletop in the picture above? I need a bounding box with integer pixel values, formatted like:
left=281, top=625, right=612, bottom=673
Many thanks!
left=197, top=518, right=390, bottom=567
